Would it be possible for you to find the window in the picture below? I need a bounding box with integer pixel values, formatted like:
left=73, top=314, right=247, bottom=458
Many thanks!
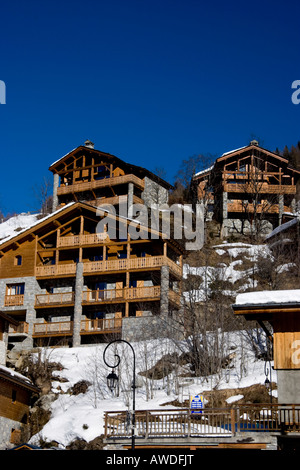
left=12, top=390, right=17, bottom=403
left=14, top=255, right=22, bottom=266
left=5, top=283, right=25, bottom=306
left=6, top=283, right=25, bottom=296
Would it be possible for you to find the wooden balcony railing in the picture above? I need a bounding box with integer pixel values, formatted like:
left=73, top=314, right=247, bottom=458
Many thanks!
left=80, top=318, right=122, bottom=334
left=224, top=183, right=296, bottom=194
left=35, top=286, right=175, bottom=309
left=35, top=292, right=75, bottom=307
left=8, top=322, right=29, bottom=335
left=36, top=264, right=77, bottom=277
left=104, top=404, right=300, bottom=440
left=82, top=286, right=161, bottom=304
left=4, top=295, right=24, bottom=306
left=57, top=174, right=145, bottom=196
left=58, top=233, right=101, bottom=247
left=227, top=202, right=292, bottom=214
left=84, top=256, right=182, bottom=277
left=36, top=256, right=182, bottom=278
left=33, top=321, right=73, bottom=337
left=168, top=289, right=181, bottom=306
left=32, top=317, right=122, bottom=337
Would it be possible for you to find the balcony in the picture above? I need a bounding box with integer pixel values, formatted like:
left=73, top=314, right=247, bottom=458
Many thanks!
left=224, top=182, right=296, bottom=194
left=4, top=295, right=24, bottom=307
left=35, top=286, right=179, bottom=310
left=36, top=256, right=182, bottom=279
left=8, top=322, right=29, bottom=335
left=82, top=286, right=161, bottom=304
left=32, top=318, right=122, bottom=338
left=35, top=292, right=75, bottom=308
left=227, top=202, right=292, bottom=214
left=57, top=174, right=145, bottom=196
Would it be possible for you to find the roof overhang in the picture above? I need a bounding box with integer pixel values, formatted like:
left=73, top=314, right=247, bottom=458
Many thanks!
left=49, top=145, right=173, bottom=190
left=0, top=201, right=186, bottom=255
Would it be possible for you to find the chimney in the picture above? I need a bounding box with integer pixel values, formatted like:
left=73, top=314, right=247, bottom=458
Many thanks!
left=84, top=139, right=94, bottom=149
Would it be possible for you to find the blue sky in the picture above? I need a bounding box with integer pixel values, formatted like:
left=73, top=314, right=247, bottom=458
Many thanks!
left=0, top=0, right=299, bottom=215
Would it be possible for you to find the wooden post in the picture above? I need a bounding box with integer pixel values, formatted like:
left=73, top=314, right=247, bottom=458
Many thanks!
left=231, top=407, right=236, bottom=435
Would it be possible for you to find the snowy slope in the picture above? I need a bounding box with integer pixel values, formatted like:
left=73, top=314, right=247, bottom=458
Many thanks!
left=28, top=333, right=274, bottom=449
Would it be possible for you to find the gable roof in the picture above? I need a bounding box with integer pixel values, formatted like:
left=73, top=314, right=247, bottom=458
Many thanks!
left=0, top=365, right=39, bottom=393
left=0, top=200, right=185, bottom=254
left=216, top=143, right=300, bottom=172
left=49, top=144, right=173, bottom=190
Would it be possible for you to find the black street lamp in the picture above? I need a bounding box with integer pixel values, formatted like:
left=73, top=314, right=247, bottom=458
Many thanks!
left=103, top=339, right=136, bottom=450
left=264, top=359, right=272, bottom=403
left=106, top=369, right=119, bottom=393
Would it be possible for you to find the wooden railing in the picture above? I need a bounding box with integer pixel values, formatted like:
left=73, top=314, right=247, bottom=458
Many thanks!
left=58, top=233, right=101, bottom=247
left=84, top=256, right=181, bottom=277
left=32, top=317, right=122, bottom=337
left=82, top=286, right=161, bottom=303
left=36, top=256, right=182, bottom=278
left=35, top=292, right=75, bottom=307
left=168, top=289, right=181, bottom=306
left=104, top=404, right=300, bottom=439
left=36, top=264, right=77, bottom=277
left=224, top=183, right=296, bottom=194
left=80, top=318, right=122, bottom=334
left=35, top=286, right=161, bottom=308
left=227, top=202, right=291, bottom=214
left=4, top=295, right=24, bottom=306
left=57, top=174, right=145, bottom=196
left=33, top=321, right=73, bottom=337
left=8, top=322, right=29, bottom=335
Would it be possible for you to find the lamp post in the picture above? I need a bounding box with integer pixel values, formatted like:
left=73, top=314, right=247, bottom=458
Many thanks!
left=103, top=339, right=136, bottom=450
left=264, top=359, right=272, bottom=403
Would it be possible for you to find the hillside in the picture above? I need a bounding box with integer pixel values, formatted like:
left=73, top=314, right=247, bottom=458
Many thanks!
left=2, top=213, right=298, bottom=449
left=23, top=239, right=286, bottom=449
left=25, top=334, right=272, bottom=449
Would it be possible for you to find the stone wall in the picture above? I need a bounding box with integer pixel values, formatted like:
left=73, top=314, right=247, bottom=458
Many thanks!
left=122, top=315, right=182, bottom=343
left=0, top=416, right=23, bottom=450
left=142, top=177, right=169, bottom=207
left=0, top=276, right=43, bottom=352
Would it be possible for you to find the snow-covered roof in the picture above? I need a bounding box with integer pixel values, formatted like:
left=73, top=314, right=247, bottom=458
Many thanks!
left=235, top=289, right=300, bottom=306
left=50, top=147, right=77, bottom=167
left=220, top=146, right=247, bottom=157
left=0, top=202, right=76, bottom=247
left=194, top=164, right=214, bottom=177
left=0, top=364, right=34, bottom=386
left=265, top=217, right=299, bottom=240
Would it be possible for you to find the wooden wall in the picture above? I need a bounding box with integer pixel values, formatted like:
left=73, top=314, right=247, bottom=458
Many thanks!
left=273, top=313, right=300, bottom=369
left=0, top=238, right=36, bottom=279
left=0, top=379, right=31, bottom=422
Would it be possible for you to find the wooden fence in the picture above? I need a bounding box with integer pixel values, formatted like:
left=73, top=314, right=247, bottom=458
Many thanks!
left=104, top=404, right=300, bottom=439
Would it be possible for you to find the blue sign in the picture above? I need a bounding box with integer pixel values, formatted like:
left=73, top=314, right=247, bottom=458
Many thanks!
left=190, top=394, right=204, bottom=414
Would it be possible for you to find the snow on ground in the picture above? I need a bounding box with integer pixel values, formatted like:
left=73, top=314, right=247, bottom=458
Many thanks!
left=28, top=332, right=274, bottom=448
left=183, top=243, right=272, bottom=301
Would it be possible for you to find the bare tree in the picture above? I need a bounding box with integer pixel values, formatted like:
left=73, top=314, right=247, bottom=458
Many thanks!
left=33, top=176, right=53, bottom=216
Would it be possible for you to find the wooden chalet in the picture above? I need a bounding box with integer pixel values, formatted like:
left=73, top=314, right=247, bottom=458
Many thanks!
left=50, top=140, right=172, bottom=213
left=0, top=365, right=39, bottom=449
left=232, top=290, right=300, bottom=404
left=0, top=142, right=184, bottom=351
left=193, top=141, right=300, bottom=237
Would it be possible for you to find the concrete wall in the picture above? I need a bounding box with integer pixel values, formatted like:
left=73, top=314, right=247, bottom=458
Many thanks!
left=277, top=370, right=300, bottom=403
